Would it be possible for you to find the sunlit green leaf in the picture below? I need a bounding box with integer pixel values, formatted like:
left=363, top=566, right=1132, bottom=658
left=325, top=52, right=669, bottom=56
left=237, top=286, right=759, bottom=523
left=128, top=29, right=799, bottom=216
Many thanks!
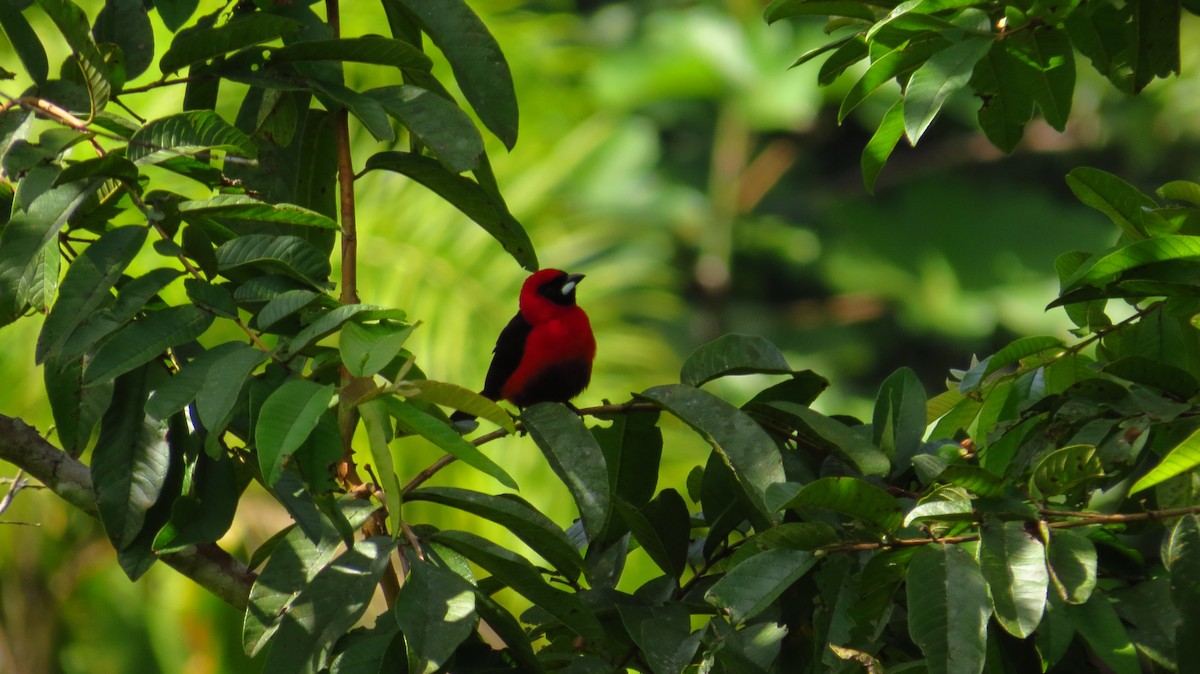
left=393, top=555, right=477, bottom=674
left=367, top=85, right=485, bottom=173
left=1065, top=167, right=1157, bottom=240
left=92, top=365, right=170, bottom=550
left=255, top=379, right=335, bottom=486
left=128, top=110, right=256, bottom=165
left=680, top=333, right=794, bottom=387
left=363, top=152, right=536, bottom=270
left=1031, top=444, right=1104, bottom=497
left=403, top=379, right=515, bottom=433
left=903, top=37, right=991, bottom=143
left=160, top=13, right=302, bottom=75
left=639, top=384, right=785, bottom=525
left=907, top=544, right=991, bottom=674
left=772, top=476, right=903, bottom=531
left=269, top=35, right=431, bottom=71
left=980, top=521, right=1047, bottom=638
left=862, top=98, right=905, bottom=193
left=522, top=403, right=611, bottom=540
left=385, top=397, right=517, bottom=490
left=1130, top=424, right=1200, bottom=494
left=216, top=234, right=331, bottom=289
left=389, top=0, right=518, bottom=148
left=1046, top=528, right=1097, bottom=604
left=0, top=0, right=49, bottom=84
left=84, top=305, right=215, bottom=385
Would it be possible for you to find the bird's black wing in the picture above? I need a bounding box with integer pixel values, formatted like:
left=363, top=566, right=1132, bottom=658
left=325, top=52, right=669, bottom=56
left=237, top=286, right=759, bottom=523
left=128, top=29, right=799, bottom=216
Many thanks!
left=481, top=311, right=532, bottom=400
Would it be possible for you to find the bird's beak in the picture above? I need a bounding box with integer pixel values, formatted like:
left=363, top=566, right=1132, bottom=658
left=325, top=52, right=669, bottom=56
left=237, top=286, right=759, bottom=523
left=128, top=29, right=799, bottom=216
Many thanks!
left=561, top=273, right=585, bottom=295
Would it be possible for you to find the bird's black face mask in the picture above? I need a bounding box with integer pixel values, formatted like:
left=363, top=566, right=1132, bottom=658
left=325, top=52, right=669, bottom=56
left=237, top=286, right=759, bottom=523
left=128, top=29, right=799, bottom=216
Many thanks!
left=537, top=272, right=585, bottom=307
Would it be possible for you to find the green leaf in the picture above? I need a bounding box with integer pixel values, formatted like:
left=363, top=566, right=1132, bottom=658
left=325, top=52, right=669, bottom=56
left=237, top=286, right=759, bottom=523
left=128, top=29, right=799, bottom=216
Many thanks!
left=45, top=352, right=113, bottom=456
left=0, top=0, right=49, bottom=84
left=1130, top=424, right=1200, bottom=494
left=194, top=344, right=269, bottom=435
left=160, top=13, right=302, bottom=75
left=183, top=278, right=236, bottom=318
left=680, top=333, right=794, bottom=387
left=787, top=35, right=856, bottom=70
left=363, top=152, right=536, bottom=270
left=1066, top=594, right=1140, bottom=674
left=907, top=544, right=991, bottom=674
left=156, top=0, right=197, bottom=32
left=750, top=401, right=890, bottom=476
left=616, top=604, right=703, bottom=674
left=35, top=0, right=110, bottom=111
left=903, top=37, right=992, bottom=144
left=340, top=320, right=414, bottom=378
left=389, top=0, right=519, bottom=149
left=979, top=521, right=1047, bottom=638
left=256, top=289, right=322, bottom=331
left=304, top=74, right=395, bottom=143
left=360, top=400, right=402, bottom=537
left=0, top=168, right=104, bottom=326
left=151, top=449, right=239, bottom=553
left=146, top=341, right=250, bottom=420
left=384, top=397, right=517, bottom=490
left=903, top=498, right=974, bottom=527
left=83, top=305, right=214, bottom=385
left=591, top=408, right=663, bottom=516
left=215, top=234, right=331, bottom=289
left=738, top=522, right=840, bottom=554
left=522, top=403, right=611, bottom=540
left=1031, top=444, right=1104, bottom=497
left=91, top=365, right=171, bottom=550
left=36, top=225, right=146, bottom=363
left=772, top=477, right=904, bottom=531
left=255, top=379, right=335, bottom=486
left=960, top=335, right=1066, bottom=393
left=839, top=39, right=948, bottom=123
left=1046, top=528, right=1097, bottom=604
left=971, top=41, right=1035, bottom=153
left=614, top=489, right=690, bottom=579
left=1065, top=167, right=1157, bottom=240
left=1012, top=27, right=1075, bottom=131
left=393, top=556, right=477, bottom=674
left=765, top=0, right=877, bottom=22
left=705, top=549, right=815, bottom=625
left=262, top=537, right=400, bottom=674
left=819, top=35, right=870, bottom=85
left=407, top=487, right=585, bottom=579
left=270, top=35, right=431, bottom=71
left=179, top=194, right=338, bottom=230
left=873, top=367, right=926, bottom=467
left=128, top=110, right=256, bottom=165
left=1157, top=180, right=1200, bottom=207
left=93, top=0, right=154, bottom=80
left=287, top=305, right=405, bottom=357
left=430, top=530, right=604, bottom=641
left=366, top=85, right=485, bottom=173
left=55, top=155, right=139, bottom=186
left=862, top=98, right=905, bottom=193
left=403, top=379, right=516, bottom=433
left=1132, top=0, right=1180, bottom=92
left=639, top=384, right=785, bottom=525
left=244, top=508, right=342, bottom=656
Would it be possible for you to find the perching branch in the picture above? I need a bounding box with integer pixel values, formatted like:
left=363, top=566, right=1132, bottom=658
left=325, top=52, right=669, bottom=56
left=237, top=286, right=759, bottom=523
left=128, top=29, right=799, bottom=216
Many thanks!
left=0, top=413, right=256, bottom=610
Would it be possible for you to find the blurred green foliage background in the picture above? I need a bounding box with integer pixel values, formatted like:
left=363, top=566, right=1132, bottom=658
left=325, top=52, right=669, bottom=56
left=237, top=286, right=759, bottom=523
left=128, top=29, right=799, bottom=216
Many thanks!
left=2, top=1, right=1198, bottom=671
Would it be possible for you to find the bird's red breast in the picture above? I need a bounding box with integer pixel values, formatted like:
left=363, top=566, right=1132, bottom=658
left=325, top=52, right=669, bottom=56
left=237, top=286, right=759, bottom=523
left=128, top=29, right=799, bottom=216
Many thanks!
left=483, top=269, right=596, bottom=409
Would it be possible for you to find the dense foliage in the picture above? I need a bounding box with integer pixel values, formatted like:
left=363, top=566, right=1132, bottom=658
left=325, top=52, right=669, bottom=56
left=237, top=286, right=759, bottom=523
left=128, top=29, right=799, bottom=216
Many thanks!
left=1, top=0, right=1199, bottom=673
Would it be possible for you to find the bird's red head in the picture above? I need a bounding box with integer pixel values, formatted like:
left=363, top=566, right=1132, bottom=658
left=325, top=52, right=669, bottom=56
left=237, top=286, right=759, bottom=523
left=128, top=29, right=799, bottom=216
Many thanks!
left=520, top=269, right=586, bottom=325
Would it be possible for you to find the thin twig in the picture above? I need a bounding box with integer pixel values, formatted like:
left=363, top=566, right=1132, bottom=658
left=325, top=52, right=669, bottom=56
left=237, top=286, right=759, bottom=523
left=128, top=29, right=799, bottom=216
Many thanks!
left=0, top=469, right=28, bottom=518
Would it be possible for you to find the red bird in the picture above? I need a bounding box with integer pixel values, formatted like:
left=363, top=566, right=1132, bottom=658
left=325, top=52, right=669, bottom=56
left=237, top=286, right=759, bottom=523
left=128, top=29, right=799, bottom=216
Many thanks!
left=453, top=269, right=595, bottom=425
